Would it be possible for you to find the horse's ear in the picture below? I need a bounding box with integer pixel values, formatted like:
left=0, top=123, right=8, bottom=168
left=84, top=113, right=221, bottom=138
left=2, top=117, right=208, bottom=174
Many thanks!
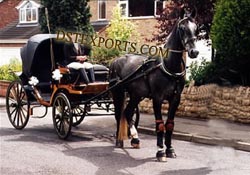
left=190, top=8, right=197, bottom=19
left=179, top=8, right=185, bottom=19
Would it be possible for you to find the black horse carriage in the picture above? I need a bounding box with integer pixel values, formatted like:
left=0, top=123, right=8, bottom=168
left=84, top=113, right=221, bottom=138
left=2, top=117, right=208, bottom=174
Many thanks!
left=5, top=34, right=139, bottom=139
left=6, top=8, right=199, bottom=161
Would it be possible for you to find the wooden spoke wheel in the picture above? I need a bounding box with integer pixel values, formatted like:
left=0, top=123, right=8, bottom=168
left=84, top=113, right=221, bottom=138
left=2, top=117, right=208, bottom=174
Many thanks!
left=72, top=105, right=86, bottom=127
left=6, top=80, right=30, bottom=129
left=52, top=93, right=72, bottom=139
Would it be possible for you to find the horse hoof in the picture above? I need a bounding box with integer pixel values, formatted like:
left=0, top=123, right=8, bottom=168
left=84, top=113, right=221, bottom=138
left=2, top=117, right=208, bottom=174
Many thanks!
left=166, top=147, right=177, bottom=158
left=116, top=140, right=124, bottom=148
left=156, top=151, right=167, bottom=162
left=131, top=138, right=140, bottom=149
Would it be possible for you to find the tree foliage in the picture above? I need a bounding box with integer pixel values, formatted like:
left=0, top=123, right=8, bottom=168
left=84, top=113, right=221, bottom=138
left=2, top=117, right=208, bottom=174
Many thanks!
left=152, top=0, right=216, bottom=44
left=106, top=5, right=139, bottom=42
left=39, top=0, right=93, bottom=34
left=211, top=0, right=250, bottom=86
left=91, top=6, right=140, bottom=66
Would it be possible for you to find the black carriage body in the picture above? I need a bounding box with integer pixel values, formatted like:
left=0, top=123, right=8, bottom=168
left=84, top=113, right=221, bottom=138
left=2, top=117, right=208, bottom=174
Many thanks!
left=19, top=34, right=109, bottom=101
left=20, top=34, right=64, bottom=84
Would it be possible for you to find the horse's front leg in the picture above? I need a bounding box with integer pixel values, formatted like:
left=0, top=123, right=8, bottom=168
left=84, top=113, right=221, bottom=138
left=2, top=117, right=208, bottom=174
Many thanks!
left=165, top=95, right=181, bottom=158
left=153, top=100, right=167, bottom=162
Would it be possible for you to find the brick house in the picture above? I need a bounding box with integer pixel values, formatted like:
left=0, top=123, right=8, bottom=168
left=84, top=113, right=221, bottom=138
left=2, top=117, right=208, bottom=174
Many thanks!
left=0, top=0, right=41, bottom=65
left=0, top=0, right=165, bottom=65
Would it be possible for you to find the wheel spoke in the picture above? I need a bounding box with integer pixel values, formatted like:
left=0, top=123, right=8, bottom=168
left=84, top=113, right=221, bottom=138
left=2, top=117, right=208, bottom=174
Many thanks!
left=16, top=109, right=20, bottom=127
left=19, top=108, right=26, bottom=125
left=10, top=107, right=17, bottom=116
left=10, top=87, right=18, bottom=101
left=12, top=108, right=18, bottom=124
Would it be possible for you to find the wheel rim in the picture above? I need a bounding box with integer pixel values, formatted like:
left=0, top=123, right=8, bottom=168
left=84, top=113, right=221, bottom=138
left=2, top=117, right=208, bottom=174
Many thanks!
left=6, top=81, right=29, bottom=129
left=72, top=106, right=85, bottom=127
left=52, top=93, right=72, bottom=139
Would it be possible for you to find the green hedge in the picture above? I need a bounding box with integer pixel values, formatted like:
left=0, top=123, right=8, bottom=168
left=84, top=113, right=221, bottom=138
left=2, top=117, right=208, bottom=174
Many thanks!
left=211, top=0, right=250, bottom=85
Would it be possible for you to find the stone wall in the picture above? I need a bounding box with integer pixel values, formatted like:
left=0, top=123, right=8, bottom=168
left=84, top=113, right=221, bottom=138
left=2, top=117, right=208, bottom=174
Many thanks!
left=139, top=84, right=250, bottom=124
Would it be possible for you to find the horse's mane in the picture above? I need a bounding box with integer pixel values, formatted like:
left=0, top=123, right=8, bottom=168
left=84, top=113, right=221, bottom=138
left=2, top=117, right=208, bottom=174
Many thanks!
left=164, top=20, right=180, bottom=50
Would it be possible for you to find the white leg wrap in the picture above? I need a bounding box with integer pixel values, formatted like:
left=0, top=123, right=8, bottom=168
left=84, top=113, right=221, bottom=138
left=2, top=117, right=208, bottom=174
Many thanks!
left=130, top=125, right=139, bottom=139
left=157, top=147, right=164, bottom=152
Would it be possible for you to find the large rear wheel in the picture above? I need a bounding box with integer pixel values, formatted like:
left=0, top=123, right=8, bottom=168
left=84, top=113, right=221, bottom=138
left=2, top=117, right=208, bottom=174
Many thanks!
left=52, top=93, right=72, bottom=139
left=6, top=80, right=30, bottom=129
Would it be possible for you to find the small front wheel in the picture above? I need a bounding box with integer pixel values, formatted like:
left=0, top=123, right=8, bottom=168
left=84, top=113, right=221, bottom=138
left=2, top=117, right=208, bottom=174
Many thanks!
left=52, top=93, right=72, bottom=139
left=6, top=80, right=30, bottom=129
left=72, top=105, right=86, bottom=127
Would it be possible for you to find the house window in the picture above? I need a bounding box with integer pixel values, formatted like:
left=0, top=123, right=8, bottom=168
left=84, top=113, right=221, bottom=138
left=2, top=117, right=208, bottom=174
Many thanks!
left=155, top=0, right=164, bottom=16
left=119, top=0, right=164, bottom=18
left=119, top=0, right=128, bottom=17
left=98, top=0, right=106, bottom=20
left=19, top=2, right=38, bottom=23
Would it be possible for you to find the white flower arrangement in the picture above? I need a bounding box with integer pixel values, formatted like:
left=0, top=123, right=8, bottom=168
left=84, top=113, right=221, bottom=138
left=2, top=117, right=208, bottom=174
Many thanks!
left=52, top=69, right=62, bottom=81
left=28, top=76, right=39, bottom=86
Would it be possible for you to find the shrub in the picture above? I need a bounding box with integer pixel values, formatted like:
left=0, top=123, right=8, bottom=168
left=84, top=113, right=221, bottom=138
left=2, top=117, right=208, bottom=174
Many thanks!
left=211, top=0, right=250, bottom=86
left=90, top=47, right=120, bottom=67
left=189, top=59, right=216, bottom=86
left=106, top=5, right=139, bottom=42
left=91, top=5, right=140, bottom=66
left=0, top=58, right=22, bottom=81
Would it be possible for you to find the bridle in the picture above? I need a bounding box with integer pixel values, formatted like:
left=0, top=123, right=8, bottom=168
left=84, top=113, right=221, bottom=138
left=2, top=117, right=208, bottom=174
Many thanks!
left=160, top=17, right=197, bottom=78
left=177, top=17, right=197, bottom=50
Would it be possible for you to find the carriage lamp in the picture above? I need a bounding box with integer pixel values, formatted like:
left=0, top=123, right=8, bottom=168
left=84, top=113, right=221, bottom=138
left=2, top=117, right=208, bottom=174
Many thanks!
left=29, top=76, right=39, bottom=86
left=52, top=69, right=62, bottom=81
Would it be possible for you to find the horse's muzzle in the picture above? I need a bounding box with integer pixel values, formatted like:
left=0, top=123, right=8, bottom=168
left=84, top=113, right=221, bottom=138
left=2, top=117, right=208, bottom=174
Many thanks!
left=188, top=49, right=199, bottom=58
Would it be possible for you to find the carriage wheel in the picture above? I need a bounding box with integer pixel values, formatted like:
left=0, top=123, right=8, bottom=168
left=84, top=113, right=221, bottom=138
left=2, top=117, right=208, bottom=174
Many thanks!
left=6, top=80, right=30, bottom=129
left=72, top=105, right=86, bottom=127
left=52, top=93, right=72, bottom=139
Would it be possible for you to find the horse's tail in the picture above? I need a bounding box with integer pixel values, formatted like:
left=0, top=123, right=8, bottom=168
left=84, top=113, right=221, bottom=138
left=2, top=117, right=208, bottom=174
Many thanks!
left=109, top=59, right=128, bottom=140
left=118, top=102, right=128, bottom=140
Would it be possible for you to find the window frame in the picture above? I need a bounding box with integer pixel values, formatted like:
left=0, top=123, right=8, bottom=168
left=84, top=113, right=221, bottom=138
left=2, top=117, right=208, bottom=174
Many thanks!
left=98, top=0, right=107, bottom=20
left=17, top=1, right=39, bottom=24
left=119, top=0, right=165, bottom=19
left=154, top=0, right=165, bottom=17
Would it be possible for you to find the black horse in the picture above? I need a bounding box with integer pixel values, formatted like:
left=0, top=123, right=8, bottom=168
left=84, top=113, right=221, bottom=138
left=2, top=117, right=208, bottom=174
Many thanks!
left=109, top=9, right=199, bottom=161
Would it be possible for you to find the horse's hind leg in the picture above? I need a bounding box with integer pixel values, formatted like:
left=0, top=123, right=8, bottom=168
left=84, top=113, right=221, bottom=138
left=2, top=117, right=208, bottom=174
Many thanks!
left=112, top=90, right=125, bottom=148
left=153, top=99, right=167, bottom=162
left=165, top=96, right=181, bottom=158
left=124, top=95, right=141, bottom=148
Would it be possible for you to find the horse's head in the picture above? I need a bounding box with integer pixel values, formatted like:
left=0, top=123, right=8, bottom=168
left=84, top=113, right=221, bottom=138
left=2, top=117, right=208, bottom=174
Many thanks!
left=178, top=9, right=199, bottom=58
left=165, top=8, right=199, bottom=58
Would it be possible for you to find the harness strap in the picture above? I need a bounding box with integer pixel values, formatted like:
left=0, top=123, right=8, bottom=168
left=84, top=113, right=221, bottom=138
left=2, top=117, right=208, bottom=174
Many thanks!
left=160, top=56, right=186, bottom=78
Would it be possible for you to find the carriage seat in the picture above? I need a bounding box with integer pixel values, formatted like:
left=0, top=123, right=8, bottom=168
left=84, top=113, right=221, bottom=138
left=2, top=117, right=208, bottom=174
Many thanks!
left=58, top=63, right=109, bottom=83
left=93, top=64, right=109, bottom=82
